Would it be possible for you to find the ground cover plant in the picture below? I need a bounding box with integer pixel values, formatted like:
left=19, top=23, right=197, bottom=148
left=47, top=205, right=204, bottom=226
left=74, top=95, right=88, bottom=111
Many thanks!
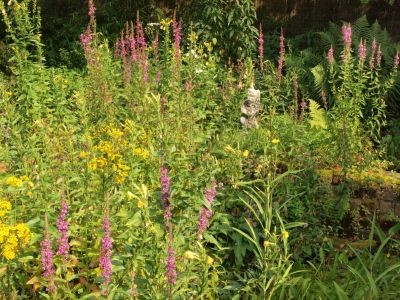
left=0, top=0, right=400, bottom=299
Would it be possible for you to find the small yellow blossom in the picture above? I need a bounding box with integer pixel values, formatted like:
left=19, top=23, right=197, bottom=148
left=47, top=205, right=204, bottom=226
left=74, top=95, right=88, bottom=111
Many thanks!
left=206, top=256, right=214, bottom=265
left=272, top=139, right=280, bottom=144
left=0, top=200, right=12, bottom=218
left=263, top=240, right=271, bottom=249
left=160, top=18, right=173, bottom=31
left=282, top=230, right=289, bottom=240
left=184, top=250, right=199, bottom=260
left=127, top=191, right=135, bottom=200
left=79, top=151, right=90, bottom=159
left=133, top=148, right=150, bottom=159
left=188, top=32, right=198, bottom=43
left=6, top=176, right=23, bottom=188
left=137, top=200, right=146, bottom=208
left=224, top=145, right=234, bottom=153
left=242, top=150, right=249, bottom=157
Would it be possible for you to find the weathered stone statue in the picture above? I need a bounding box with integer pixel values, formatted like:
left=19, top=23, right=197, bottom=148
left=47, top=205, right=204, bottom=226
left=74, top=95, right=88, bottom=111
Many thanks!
left=240, top=85, right=261, bottom=129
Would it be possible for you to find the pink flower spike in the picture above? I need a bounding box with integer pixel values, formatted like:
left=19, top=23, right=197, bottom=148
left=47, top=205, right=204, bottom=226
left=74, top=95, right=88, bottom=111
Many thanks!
left=258, top=24, right=264, bottom=68
left=341, top=23, right=352, bottom=50
left=327, top=46, right=334, bottom=66
left=394, top=52, right=399, bottom=70
left=277, top=28, right=285, bottom=81
left=369, top=38, right=377, bottom=69
left=56, top=199, right=69, bottom=262
left=358, top=38, right=366, bottom=61
left=376, top=44, right=382, bottom=67
left=100, top=213, right=112, bottom=285
left=88, top=0, right=96, bottom=17
left=165, top=245, right=177, bottom=285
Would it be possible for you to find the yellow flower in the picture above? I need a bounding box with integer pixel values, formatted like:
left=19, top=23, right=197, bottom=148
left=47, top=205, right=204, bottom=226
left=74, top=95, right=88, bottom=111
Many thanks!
left=0, top=200, right=12, bottom=217
left=282, top=230, right=289, bottom=240
left=206, top=256, right=214, bottom=265
left=133, top=148, right=150, bottom=159
left=6, top=176, right=23, bottom=188
left=188, top=32, right=198, bottom=43
left=160, top=18, right=173, bottom=31
left=272, top=139, right=280, bottom=144
left=242, top=150, right=249, bottom=157
left=184, top=250, right=199, bottom=260
left=263, top=240, right=271, bottom=249
left=107, top=127, right=124, bottom=139
left=137, top=200, right=146, bottom=209
left=224, top=145, right=234, bottom=153
left=79, top=151, right=90, bottom=159
left=127, top=191, right=135, bottom=200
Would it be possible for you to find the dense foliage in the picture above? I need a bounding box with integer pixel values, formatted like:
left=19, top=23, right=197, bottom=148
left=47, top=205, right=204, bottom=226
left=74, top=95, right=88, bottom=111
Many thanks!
left=0, top=0, right=400, bottom=299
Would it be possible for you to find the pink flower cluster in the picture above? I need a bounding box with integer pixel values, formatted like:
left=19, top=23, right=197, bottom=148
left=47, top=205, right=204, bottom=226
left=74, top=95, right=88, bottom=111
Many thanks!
left=394, top=52, right=399, bottom=70
left=100, top=214, right=113, bottom=285
left=277, top=28, right=285, bottom=81
left=160, top=166, right=172, bottom=220
left=165, top=245, right=177, bottom=284
left=341, top=24, right=352, bottom=51
left=358, top=39, right=367, bottom=61
left=198, top=180, right=217, bottom=238
left=114, top=18, right=148, bottom=84
left=327, top=46, right=334, bottom=66
left=56, top=200, right=69, bottom=262
left=258, top=24, right=264, bottom=68
left=41, top=216, right=56, bottom=293
left=173, top=11, right=182, bottom=62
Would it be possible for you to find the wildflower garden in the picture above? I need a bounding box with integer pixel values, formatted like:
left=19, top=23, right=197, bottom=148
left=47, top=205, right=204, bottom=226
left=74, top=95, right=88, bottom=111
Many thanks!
left=1, top=0, right=400, bottom=298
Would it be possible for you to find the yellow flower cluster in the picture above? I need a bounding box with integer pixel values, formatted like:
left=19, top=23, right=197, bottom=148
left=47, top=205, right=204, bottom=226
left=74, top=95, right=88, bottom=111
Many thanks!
left=224, top=145, right=250, bottom=158
left=160, top=18, right=173, bottom=31
left=133, top=148, right=150, bottom=159
left=5, top=175, right=34, bottom=188
left=88, top=125, right=130, bottom=184
left=0, top=200, right=31, bottom=260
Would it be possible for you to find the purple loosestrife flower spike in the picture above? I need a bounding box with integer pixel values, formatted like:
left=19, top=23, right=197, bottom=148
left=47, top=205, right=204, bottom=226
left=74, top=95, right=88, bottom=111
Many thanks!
left=100, top=213, right=112, bottom=285
left=258, top=24, right=264, bottom=69
left=198, top=180, right=217, bottom=238
left=56, top=199, right=69, bottom=262
left=301, top=98, right=307, bottom=111
left=341, top=24, right=352, bottom=50
left=376, top=44, right=382, bottom=67
left=166, top=244, right=177, bottom=285
left=88, top=0, right=96, bottom=17
left=160, top=166, right=172, bottom=220
left=327, top=45, right=334, bottom=66
left=394, top=52, right=399, bottom=70
left=173, top=11, right=182, bottom=61
left=370, top=38, right=377, bottom=69
left=277, top=28, right=285, bottom=81
left=358, top=38, right=366, bottom=61
left=41, top=214, right=55, bottom=292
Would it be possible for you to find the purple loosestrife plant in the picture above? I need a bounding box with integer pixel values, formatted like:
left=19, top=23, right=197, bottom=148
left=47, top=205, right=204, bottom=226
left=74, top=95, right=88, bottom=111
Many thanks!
left=136, top=15, right=148, bottom=83
left=258, top=24, right=264, bottom=70
left=341, top=24, right=352, bottom=61
left=277, top=28, right=285, bottom=82
left=160, top=166, right=172, bottom=220
left=88, top=0, right=96, bottom=17
left=394, top=52, right=399, bottom=70
left=327, top=45, right=334, bottom=66
left=41, top=215, right=55, bottom=293
left=376, top=44, right=382, bottom=67
left=370, top=38, right=377, bottom=69
left=172, top=11, right=182, bottom=62
left=198, top=180, right=217, bottom=239
left=165, top=244, right=177, bottom=285
left=56, top=199, right=69, bottom=262
left=358, top=38, right=367, bottom=62
left=100, top=212, right=113, bottom=285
